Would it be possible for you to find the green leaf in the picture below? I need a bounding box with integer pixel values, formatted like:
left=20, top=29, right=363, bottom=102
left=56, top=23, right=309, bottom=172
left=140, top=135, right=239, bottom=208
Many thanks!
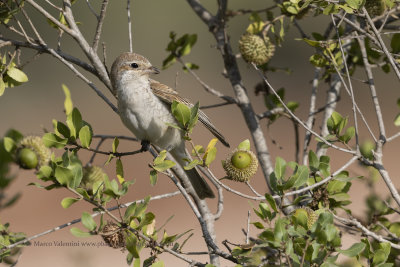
left=81, top=212, right=97, bottom=231
left=137, top=212, right=155, bottom=229
left=124, top=202, right=137, bottom=221
left=187, top=101, right=199, bottom=131
left=345, top=0, right=363, bottom=9
left=319, top=156, right=331, bottom=177
left=61, top=197, right=80, bottom=209
left=3, top=137, right=15, bottom=152
left=191, top=145, right=204, bottom=156
left=79, top=125, right=92, bottom=148
left=184, top=159, right=201, bottom=170
left=373, top=248, right=390, bottom=265
left=338, top=242, right=366, bottom=257
left=293, top=208, right=308, bottom=229
left=327, top=111, right=343, bottom=134
left=274, top=157, right=286, bottom=180
left=308, top=150, right=319, bottom=172
left=62, top=84, right=73, bottom=115
left=151, top=261, right=164, bottom=267
left=116, top=158, right=124, bottom=184
left=340, top=126, right=355, bottom=143
left=70, top=227, right=92, bottom=237
left=112, top=137, right=119, bottom=153
left=55, top=166, right=73, bottom=186
left=162, top=54, right=177, bottom=69
left=153, top=160, right=176, bottom=172
left=391, top=33, right=400, bottom=54
left=310, top=54, right=329, bottom=67
left=150, top=170, right=158, bottom=186
left=42, top=133, right=68, bottom=148
left=178, top=34, right=197, bottom=56
left=171, top=101, right=191, bottom=127
left=126, top=234, right=140, bottom=258
left=251, top=222, right=265, bottom=229
left=292, top=165, right=309, bottom=188
left=67, top=107, right=82, bottom=138
left=394, top=113, right=400, bottom=126
left=325, top=224, right=338, bottom=241
left=274, top=218, right=286, bottom=242
left=265, top=193, right=278, bottom=212
left=204, top=147, right=217, bottom=167
left=0, top=78, right=5, bottom=96
left=7, top=67, right=28, bottom=83
left=237, top=139, right=251, bottom=151
left=55, top=121, right=70, bottom=138
left=183, top=63, right=199, bottom=72
left=154, top=150, right=167, bottom=165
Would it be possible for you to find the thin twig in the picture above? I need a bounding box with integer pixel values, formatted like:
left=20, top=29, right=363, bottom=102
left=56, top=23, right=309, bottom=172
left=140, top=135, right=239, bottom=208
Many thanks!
left=333, top=213, right=400, bottom=249
left=92, top=0, right=109, bottom=51
left=127, top=0, right=133, bottom=52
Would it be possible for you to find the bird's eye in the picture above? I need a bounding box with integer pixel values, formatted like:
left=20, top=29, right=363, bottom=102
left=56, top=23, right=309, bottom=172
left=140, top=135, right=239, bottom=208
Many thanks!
left=130, top=63, right=139, bottom=68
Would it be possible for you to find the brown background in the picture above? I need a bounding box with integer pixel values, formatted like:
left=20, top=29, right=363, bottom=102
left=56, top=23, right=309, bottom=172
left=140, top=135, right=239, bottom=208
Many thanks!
left=1, top=0, right=400, bottom=266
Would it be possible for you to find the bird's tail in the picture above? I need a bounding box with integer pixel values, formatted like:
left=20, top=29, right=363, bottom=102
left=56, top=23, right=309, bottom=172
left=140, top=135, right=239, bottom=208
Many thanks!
left=171, top=146, right=215, bottom=199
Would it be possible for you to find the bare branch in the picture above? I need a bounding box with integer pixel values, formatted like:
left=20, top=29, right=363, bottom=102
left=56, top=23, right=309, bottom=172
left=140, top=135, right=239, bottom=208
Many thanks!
left=363, top=7, right=400, bottom=81
left=92, top=0, right=109, bottom=52
left=127, top=0, right=133, bottom=52
left=302, top=68, right=320, bottom=165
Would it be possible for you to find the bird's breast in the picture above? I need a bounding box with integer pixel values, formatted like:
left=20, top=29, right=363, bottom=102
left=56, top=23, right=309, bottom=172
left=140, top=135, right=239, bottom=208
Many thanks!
left=117, top=79, right=182, bottom=150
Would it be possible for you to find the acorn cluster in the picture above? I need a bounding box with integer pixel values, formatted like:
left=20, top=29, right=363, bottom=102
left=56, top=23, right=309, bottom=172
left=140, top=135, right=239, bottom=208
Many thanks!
left=239, top=33, right=275, bottom=66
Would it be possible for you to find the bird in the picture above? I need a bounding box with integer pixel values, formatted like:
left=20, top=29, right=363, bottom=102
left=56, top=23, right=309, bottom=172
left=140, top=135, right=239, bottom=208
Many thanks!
left=110, top=52, right=230, bottom=199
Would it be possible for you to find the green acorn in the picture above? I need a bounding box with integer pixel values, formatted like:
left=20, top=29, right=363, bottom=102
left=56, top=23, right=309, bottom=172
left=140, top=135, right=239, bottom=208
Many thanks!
left=17, top=136, right=51, bottom=169
left=100, top=221, right=125, bottom=249
left=222, top=149, right=258, bottom=182
left=80, top=165, right=106, bottom=193
left=365, top=0, right=386, bottom=17
left=239, top=33, right=275, bottom=65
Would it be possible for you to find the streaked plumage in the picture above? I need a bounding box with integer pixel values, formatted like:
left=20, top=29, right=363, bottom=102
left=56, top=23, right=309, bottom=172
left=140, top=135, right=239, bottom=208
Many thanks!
left=111, top=52, right=229, bottom=199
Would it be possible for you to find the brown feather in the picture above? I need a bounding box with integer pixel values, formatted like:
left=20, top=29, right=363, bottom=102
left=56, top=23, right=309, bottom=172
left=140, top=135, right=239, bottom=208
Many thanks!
left=150, top=79, right=230, bottom=147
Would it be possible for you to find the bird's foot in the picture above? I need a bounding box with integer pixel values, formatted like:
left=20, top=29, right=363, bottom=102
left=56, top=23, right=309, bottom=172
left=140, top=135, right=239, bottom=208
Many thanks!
left=140, top=140, right=151, bottom=152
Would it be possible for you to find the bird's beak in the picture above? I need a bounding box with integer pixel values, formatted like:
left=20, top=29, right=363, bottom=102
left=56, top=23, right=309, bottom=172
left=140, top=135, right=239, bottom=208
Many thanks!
left=148, top=66, right=160, bottom=74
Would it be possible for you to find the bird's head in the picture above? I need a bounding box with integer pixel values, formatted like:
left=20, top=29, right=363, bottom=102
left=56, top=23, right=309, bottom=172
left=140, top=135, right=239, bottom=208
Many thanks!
left=110, top=52, right=160, bottom=91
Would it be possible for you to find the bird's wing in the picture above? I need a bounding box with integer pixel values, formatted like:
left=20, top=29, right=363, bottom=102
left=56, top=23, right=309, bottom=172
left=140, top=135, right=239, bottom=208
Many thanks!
left=150, top=79, right=230, bottom=147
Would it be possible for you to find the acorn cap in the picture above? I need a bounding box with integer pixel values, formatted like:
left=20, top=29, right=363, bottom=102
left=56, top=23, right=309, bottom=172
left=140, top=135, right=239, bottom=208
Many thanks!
left=222, top=149, right=258, bottom=182
left=100, top=221, right=125, bottom=249
left=17, top=136, right=51, bottom=169
left=239, top=33, right=275, bottom=65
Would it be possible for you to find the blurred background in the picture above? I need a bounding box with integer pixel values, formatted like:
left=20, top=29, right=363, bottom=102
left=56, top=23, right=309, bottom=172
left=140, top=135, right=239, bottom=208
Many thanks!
left=1, top=0, right=400, bottom=266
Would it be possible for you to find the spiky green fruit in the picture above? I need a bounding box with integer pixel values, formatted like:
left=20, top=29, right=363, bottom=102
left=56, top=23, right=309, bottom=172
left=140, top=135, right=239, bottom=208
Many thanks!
left=222, top=149, right=258, bottom=182
left=365, top=0, right=386, bottom=17
left=17, top=148, right=38, bottom=169
left=239, top=34, right=275, bottom=65
left=17, top=136, right=51, bottom=169
left=80, top=165, right=106, bottom=192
